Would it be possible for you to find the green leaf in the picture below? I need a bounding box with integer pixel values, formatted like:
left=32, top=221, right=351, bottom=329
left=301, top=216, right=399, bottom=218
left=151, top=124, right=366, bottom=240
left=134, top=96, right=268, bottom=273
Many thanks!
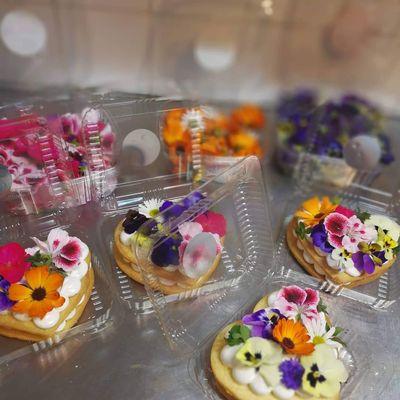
left=332, top=336, right=347, bottom=347
left=332, top=196, right=342, bottom=205
left=27, top=251, right=52, bottom=267
left=333, top=327, right=344, bottom=337
left=393, top=245, right=400, bottom=255
left=227, top=324, right=251, bottom=346
left=295, top=221, right=307, bottom=240
left=356, top=208, right=371, bottom=223
left=317, top=300, right=328, bottom=314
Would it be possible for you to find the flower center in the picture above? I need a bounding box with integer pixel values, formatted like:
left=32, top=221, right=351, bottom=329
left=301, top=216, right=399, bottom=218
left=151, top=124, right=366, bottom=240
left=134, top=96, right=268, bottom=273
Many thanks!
left=307, top=364, right=326, bottom=388
left=31, top=287, right=46, bottom=301
left=314, top=213, right=324, bottom=219
left=282, top=337, right=295, bottom=349
left=149, top=209, right=159, bottom=217
left=313, top=336, right=325, bottom=345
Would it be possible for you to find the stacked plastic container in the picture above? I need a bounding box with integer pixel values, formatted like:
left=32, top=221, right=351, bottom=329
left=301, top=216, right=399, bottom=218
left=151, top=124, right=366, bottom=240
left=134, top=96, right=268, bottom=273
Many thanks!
left=0, top=94, right=397, bottom=398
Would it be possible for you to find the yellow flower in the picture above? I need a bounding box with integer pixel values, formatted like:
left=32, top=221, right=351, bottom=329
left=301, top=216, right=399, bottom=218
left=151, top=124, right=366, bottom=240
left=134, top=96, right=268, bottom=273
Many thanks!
left=235, top=337, right=282, bottom=368
left=295, top=196, right=337, bottom=227
left=376, top=228, right=398, bottom=261
left=301, top=344, right=348, bottom=397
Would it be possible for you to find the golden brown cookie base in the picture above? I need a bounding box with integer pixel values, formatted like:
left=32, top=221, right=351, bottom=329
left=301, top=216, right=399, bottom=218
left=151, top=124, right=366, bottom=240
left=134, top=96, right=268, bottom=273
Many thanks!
left=211, top=322, right=338, bottom=400
left=286, top=219, right=395, bottom=288
left=114, top=221, right=223, bottom=295
left=0, top=257, right=94, bottom=342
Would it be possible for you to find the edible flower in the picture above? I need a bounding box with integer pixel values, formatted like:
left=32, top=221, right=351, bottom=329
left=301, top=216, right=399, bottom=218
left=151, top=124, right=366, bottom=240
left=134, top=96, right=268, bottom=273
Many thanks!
left=365, top=214, right=400, bottom=242
left=242, top=308, right=283, bottom=339
left=159, top=200, right=187, bottom=220
left=122, top=210, right=149, bottom=234
left=272, top=319, right=315, bottom=356
left=279, top=359, right=305, bottom=390
left=230, top=104, right=265, bottom=130
left=310, top=223, right=334, bottom=253
left=138, top=198, right=164, bottom=219
left=295, top=197, right=337, bottom=228
left=352, top=242, right=384, bottom=274
left=272, top=285, right=319, bottom=322
left=235, top=337, right=282, bottom=368
left=340, top=216, right=377, bottom=253
left=181, top=109, right=205, bottom=132
left=181, top=191, right=204, bottom=208
left=9, top=265, right=65, bottom=319
left=335, top=205, right=355, bottom=218
left=194, top=211, right=227, bottom=237
left=303, top=312, right=341, bottom=348
left=0, top=242, right=31, bottom=283
left=150, top=236, right=181, bottom=267
left=0, top=277, right=14, bottom=312
left=32, top=228, right=85, bottom=271
left=376, top=228, right=398, bottom=261
left=301, top=344, right=348, bottom=397
left=330, top=247, right=355, bottom=272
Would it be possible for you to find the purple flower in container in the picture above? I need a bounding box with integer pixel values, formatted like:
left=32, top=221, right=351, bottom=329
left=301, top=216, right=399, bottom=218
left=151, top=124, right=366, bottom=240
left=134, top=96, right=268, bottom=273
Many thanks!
left=279, top=359, right=305, bottom=390
left=151, top=236, right=182, bottom=267
left=0, top=277, right=15, bottom=312
left=352, top=242, right=384, bottom=275
left=311, top=223, right=334, bottom=253
left=242, top=308, right=283, bottom=339
left=159, top=201, right=187, bottom=220
left=181, top=191, right=204, bottom=208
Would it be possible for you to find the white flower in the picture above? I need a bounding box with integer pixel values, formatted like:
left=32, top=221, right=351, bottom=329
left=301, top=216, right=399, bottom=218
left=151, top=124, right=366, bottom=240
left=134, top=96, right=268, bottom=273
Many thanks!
left=331, top=247, right=354, bottom=272
left=181, top=109, right=205, bottom=132
left=365, top=214, right=400, bottom=242
left=303, top=312, right=341, bottom=348
left=138, top=198, right=164, bottom=219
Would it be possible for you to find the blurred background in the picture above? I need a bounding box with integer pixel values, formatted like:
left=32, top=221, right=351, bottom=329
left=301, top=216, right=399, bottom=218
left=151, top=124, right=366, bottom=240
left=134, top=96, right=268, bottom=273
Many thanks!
left=1, top=0, right=400, bottom=107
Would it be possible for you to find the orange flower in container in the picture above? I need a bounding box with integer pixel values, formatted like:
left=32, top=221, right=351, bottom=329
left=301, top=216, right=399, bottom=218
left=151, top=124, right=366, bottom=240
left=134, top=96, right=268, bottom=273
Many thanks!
left=230, top=104, right=265, bottom=130
left=201, top=136, right=229, bottom=156
left=228, top=130, right=263, bottom=157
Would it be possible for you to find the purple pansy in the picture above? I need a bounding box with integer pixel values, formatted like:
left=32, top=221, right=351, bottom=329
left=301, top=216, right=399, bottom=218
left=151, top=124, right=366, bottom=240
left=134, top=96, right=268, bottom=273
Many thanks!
left=311, top=223, right=334, bottom=253
left=150, top=236, right=182, bottom=267
left=352, top=252, right=376, bottom=274
left=159, top=201, right=187, bottom=220
left=0, top=276, right=15, bottom=312
left=242, top=308, right=283, bottom=339
left=279, top=359, right=305, bottom=390
left=181, top=191, right=204, bottom=208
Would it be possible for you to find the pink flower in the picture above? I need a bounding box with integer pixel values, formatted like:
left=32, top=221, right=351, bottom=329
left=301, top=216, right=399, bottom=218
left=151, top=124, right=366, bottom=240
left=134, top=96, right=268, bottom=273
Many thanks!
left=335, top=205, right=355, bottom=218
left=341, top=215, right=377, bottom=253
left=178, top=222, right=203, bottom=260
left=194, top=211, right=227, bottom=237
left=271, top=285, right=319, bottom=322
left=61, top=113, right=82, bottom=140
left=31, top=228, right=86, bottom=271
left=324, top=212, right=348, bottom=237
left=0, top=243, right=31, bottom=283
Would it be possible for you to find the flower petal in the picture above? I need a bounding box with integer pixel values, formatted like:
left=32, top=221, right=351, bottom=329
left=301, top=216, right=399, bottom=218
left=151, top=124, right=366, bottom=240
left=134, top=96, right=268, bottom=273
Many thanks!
left=47, top=228, right=70, bottom=254
left=60, top=238, right=83, bottom=261
left=25, top=265, right=49, bottom=289
left=44, top=272, right=64, bottom=292
left=304, top=288, right=319, bottom=307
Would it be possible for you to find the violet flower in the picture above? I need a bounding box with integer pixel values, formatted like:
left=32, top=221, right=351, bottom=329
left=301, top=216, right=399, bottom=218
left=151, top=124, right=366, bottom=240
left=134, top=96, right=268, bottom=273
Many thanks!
left=311, top=223, right=334, bottom=253
left=0, top=277, right=15, bottom=312
left=279, top=359, right=305, bottom=390
left=151, top=236, right=182, bottom=267
left=242, top=308, right=283, bottom=339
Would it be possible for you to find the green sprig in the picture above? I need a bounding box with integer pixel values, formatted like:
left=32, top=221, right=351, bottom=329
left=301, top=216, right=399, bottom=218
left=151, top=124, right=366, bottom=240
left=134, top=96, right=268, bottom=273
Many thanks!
left=295, top=221, right=312, bottom=240
left=227, top=324, right=251, bottom=346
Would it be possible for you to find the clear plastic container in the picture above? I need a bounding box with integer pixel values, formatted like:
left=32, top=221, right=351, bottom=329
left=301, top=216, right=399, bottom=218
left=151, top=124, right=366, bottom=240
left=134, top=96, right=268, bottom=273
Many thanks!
left=0, top=104, right=77, bottom=215
left=97, top=156, right=274, bottom=357
left=276, top=174, right=400, bottom=310
left=188, top=268, right=394, bottom=399
left=0, top=208, right=118, bottom=367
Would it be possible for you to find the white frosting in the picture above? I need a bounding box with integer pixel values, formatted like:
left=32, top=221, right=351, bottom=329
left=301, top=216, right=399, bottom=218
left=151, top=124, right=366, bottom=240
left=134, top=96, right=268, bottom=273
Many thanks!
left=249, top=374, right=271, bottom=395
left=55, top=320, right=66, bottom=332
left=273, top=385, right=295, bottom=400
left=66, top=309, right=76, bottom=321
left=327, top=254, right=340, bottom=269
left=159, top=278, right=175, bottom=286
left=303, top=252, right=314, bottom=265
left=313, top=263, right=325, bottom=275
left=0, top=310, right=9, bottom=315
left=54, top=295, right=85, bottom=332
left=164, top=265, right=178, bottom=272
left=120, top=231, right=134, bottom=246
left=13, top=312, right=30, bottom=321
left=345, top=264, right=362, bottom=277
left=70, top=261, right=88, bottom=279
left=232, top=366, right=257, bottom=384
left=33, top=309, right=60, bottom=329
left=314, top=246, right=327, bottom=257
left=297, top=240, right=304, bottom=250
left=60, top=276, right=81, bottom=298
left=77, top=295, right=85, bottom=306
left=56, top=296, right=70, bottom=312
left=220, top=344, right=242, bottom=367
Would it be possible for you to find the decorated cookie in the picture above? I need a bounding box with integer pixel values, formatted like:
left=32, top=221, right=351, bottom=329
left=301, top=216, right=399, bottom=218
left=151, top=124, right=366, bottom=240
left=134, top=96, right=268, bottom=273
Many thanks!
left=287, top=196, right=400, bottom=287
left=211, top=285, right=348, bottom=400
left=113, top=191, right=226, bottom=294
left=0, top=228, right=94, bottom=341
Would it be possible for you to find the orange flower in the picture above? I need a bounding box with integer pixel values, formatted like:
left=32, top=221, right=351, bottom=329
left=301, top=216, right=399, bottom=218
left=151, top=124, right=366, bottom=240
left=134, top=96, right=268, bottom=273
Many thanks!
left=228, top=130, right=263, bottom=157
left=9, top=266, right=65, bottom=319
left=231, top=104, right=265, bottom=130
left=272, top=318, right=315, bottom=356
left=201, top=136, right=229, bottom=156
left=294, top=196, right=337, bottom=227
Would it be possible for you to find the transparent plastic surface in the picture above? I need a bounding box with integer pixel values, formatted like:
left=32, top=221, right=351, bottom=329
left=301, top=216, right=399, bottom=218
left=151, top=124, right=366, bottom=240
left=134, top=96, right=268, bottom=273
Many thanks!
left=188, top=268, right=394, bottom=399
left=98, top=156, right=274, bottom=356
left=0, top=209, right=117, bottom=368
left=0, top=106, right=76, bottom=215
left=276, top=182, right=400, bottom=310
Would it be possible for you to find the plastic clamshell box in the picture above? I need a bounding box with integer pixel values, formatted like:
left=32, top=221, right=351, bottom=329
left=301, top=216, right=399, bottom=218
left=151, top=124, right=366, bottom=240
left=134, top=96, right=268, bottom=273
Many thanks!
left=0, top=107, right=77, bottom=215
left=188, top=268, right=394, bottom=399
left=98, top=154, right=274, bottom=359
left=276, top=161, right=400, bottom=310
left=0, top=209, right=117, bottom=369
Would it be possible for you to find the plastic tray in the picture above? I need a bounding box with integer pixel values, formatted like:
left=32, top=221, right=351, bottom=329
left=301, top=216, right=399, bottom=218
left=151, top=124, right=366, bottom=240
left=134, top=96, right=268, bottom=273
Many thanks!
left=0, top=209, right=118, bottom=368
left=275, top=182, right=400, bottom=310
left=97, top=156, right=274, bottom=357
left=188, top=268, right=394, bottom=399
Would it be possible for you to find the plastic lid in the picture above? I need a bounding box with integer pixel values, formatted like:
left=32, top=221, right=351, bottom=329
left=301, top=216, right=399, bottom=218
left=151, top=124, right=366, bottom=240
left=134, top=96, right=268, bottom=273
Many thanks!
left=119, top=156, right=274, bottom=356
